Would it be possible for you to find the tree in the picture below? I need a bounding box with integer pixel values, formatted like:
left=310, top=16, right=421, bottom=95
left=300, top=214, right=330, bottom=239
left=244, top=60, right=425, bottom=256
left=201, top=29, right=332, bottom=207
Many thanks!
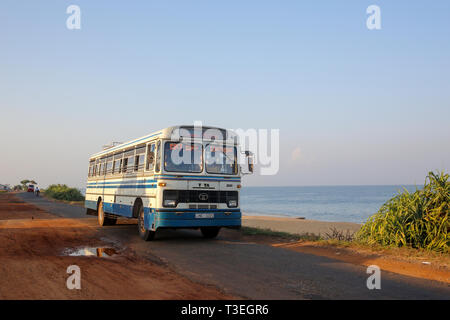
left=20, top=179, right=37, bottom=191
left=20, top=180, right=30, bottom=191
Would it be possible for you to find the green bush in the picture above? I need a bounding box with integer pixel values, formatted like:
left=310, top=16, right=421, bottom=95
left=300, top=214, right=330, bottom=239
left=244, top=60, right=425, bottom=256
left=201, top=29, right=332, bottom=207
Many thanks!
left=44, top=184, right=85, bottom=202
left=356, top=171, right=449, bottom=252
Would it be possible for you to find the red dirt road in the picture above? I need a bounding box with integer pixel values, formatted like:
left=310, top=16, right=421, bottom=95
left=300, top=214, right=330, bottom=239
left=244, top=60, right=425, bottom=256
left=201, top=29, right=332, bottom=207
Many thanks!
left=0, top=193, right=232, bottom=299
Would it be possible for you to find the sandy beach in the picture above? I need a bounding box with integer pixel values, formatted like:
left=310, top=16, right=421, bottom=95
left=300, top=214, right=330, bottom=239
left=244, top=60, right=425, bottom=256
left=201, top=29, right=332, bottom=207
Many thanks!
left=242, top=214, right=361, bottom=237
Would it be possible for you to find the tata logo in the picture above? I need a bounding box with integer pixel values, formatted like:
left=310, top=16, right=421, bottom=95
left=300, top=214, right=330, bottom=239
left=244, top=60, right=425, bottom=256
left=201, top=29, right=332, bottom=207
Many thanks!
left=198, top=183, right=210, bottom=188
left=198, top=193, right=209, bottom=201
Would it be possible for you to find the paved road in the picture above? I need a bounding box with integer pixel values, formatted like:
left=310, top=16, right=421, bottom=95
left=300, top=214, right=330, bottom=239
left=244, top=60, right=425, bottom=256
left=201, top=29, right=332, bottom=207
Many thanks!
left=16, top=192, right=88, bottom=219
left=17, top=192, right=450, bottom=299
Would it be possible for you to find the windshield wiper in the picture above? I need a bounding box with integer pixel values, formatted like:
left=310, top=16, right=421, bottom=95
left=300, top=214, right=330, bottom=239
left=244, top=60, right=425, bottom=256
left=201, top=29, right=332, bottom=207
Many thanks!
left=205, top=143, right=235, bottom=166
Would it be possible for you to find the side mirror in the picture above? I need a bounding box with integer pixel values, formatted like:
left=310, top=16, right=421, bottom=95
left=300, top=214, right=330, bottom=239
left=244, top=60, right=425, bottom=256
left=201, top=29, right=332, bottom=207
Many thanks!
left=244, top=151, right=254, bottom=174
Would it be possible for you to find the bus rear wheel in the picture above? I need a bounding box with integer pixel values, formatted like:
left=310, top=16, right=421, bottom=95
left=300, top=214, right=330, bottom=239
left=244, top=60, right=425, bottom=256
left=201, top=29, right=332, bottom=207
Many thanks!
left=137, top=204, right=155, bottom=241
left=97, top=200, right=116, bottom=226
left=200, top=227, right=221, bottom=239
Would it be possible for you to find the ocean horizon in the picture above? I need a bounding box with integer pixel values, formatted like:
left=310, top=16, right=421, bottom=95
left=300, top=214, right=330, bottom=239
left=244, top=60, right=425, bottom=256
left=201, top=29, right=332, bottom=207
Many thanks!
left=240, top=185, right=419, bottom=224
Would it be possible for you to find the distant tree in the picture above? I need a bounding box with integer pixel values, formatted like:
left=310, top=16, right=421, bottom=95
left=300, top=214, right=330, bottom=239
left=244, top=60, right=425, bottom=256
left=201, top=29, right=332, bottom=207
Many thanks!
left=20, top=180, right=30, bottom=190
left=13, top=185, right=22, bottom=191
left=20, top=179, right=37, bottom=191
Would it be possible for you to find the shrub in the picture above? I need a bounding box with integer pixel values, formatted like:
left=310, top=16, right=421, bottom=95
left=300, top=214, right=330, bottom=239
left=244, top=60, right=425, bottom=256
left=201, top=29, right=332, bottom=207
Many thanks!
left=356, top=171, right=449, bottom=252
left=44, top=184, right=84, bottom=202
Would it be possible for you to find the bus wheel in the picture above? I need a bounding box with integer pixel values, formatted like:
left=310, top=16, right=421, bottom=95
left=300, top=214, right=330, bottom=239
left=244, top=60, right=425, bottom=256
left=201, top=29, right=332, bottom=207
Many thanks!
left=137, top=204, right=155, bottom=241
left=200, top=227, right=220, bottom=239
left=97, top=200, right=116, bottom=226
left=98, top=200, right=106, bottom=226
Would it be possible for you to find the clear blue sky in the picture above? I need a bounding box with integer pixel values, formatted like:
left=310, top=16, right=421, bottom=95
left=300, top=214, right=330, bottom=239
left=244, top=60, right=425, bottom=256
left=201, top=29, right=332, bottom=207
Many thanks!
left=1, top=1, right=449, bottom=188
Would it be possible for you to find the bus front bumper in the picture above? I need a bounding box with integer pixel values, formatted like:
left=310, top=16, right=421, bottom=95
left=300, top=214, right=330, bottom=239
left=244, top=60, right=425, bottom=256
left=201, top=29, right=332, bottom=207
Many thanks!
left=152, top=209, right=241, bottom=229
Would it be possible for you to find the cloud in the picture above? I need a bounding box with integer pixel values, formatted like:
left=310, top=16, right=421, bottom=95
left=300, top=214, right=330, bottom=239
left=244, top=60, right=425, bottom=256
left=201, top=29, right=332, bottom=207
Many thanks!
left=291, top=147, right=302, bottom=162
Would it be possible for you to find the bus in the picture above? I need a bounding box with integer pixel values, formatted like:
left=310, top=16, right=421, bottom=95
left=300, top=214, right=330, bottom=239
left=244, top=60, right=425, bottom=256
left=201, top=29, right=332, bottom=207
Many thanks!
left=85, top=125, right=253, bottom=241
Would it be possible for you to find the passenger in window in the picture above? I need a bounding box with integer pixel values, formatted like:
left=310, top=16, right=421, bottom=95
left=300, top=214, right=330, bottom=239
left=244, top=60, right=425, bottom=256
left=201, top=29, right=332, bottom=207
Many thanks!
left=146, top=145, right=155, bottom=170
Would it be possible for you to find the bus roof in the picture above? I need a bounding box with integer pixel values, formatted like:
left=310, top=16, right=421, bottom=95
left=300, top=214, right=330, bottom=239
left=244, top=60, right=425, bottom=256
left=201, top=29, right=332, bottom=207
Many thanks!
left=90, top=125, right=237, bottom=159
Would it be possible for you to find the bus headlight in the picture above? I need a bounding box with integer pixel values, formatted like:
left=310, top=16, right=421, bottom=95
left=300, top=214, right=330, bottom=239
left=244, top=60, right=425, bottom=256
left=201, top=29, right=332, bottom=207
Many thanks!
left=163, top=199, right=177, bottom=207
left=227, top=200, right=237, bottom=208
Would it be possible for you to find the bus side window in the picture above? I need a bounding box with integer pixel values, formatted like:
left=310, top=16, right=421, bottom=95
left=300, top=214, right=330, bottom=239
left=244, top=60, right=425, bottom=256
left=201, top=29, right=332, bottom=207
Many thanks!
left=105, top=157, right=113, bottom=175
left=127, top=156, right=134, bottom=173
left=146, top=143, right=155, bottom=171
left=155, top=141, right=161, bottom=173
left=135, top=154, right=145, bottom=172
left=106, top=161, right=113, bottom=175
left=123, top=150, right=134, bottom=173
left=100, top=159, right=106, bottom=175
left=135, top=146, right=145, bottom=172
left=95, top=160, right=99, bottom=176
left=113, top=153, right=123, bottom=174
left=115, top=159, right=122, bottom=173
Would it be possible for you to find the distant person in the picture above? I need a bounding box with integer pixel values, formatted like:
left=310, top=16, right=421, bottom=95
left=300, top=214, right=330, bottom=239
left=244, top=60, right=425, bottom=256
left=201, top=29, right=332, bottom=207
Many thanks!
left=35, top=186, right=40, bottom=197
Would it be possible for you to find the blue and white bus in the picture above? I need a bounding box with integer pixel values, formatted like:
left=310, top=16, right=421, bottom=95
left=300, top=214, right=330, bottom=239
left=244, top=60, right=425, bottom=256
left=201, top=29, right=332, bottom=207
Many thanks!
left=85, top=125, right=253, bottom=240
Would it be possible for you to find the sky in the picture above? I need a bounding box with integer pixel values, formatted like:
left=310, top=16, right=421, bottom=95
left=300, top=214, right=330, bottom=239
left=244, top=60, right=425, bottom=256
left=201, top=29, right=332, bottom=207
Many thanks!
left=0, top=1, right=449, bottom=188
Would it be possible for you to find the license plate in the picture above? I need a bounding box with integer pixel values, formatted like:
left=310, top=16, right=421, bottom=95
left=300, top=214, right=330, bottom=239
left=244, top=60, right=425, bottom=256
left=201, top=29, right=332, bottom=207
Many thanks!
left=195, top=213, right=214, bottom=219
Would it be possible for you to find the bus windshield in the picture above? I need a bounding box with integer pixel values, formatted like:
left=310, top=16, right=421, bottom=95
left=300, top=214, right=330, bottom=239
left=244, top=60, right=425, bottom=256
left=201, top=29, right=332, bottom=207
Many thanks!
left=205, top=145, right=237, bottom=175
left=164, top=142, right=203, bottom=173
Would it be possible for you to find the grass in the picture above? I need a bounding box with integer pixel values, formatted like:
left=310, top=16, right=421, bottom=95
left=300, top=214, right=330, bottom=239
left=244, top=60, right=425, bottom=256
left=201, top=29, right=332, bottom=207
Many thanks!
left=325, top=227, right=355, bottom=242
left=241, top=226, right=321, bottom=241
left=42, top=195, right=85, bottom=206
left=356, top=171, right=449, bottom=253
left=44, top=184, right=84, bottom=202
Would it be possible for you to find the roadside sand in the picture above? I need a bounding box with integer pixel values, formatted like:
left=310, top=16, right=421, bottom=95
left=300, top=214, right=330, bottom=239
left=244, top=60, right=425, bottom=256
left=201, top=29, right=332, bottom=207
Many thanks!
left=272, top=241, right=450, bottom=284
left=242, top=214, right=361, bottom=236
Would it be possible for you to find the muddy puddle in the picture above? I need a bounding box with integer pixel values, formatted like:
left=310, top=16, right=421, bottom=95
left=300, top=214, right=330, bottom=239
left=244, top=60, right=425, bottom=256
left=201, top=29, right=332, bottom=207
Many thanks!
left=62, top=247, right=118, bottom=257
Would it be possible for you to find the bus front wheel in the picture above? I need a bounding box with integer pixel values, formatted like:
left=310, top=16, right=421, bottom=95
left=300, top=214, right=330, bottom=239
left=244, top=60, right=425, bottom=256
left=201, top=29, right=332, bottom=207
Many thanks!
left=137, top=204, right=155, bottom=241
left=97, top=200, right=116, bottom=226
left=200, top=227, right=220, bottom=239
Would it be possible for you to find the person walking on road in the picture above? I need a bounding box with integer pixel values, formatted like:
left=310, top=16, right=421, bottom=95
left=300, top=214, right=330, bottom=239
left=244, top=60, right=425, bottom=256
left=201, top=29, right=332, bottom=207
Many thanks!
left=35, top=186, right=40, bottom=197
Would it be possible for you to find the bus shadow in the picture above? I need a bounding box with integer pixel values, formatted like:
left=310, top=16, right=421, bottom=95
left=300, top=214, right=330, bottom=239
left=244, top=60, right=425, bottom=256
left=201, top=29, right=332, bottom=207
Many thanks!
left=101, top=223, right=215, bottom=242
left=155, top=228, right=209, bottom=241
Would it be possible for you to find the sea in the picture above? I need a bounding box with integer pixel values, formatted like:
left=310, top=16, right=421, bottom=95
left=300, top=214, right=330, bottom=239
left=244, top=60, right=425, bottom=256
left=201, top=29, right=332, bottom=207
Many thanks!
left=240, top=185, right=418, bottom=223
left=80, top=185, right=419, bottom=224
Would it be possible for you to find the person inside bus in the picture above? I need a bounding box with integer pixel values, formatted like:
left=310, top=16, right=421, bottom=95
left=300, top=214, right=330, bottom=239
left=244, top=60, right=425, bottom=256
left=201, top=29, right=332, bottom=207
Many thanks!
left=146, top=147, right=155, bottom=170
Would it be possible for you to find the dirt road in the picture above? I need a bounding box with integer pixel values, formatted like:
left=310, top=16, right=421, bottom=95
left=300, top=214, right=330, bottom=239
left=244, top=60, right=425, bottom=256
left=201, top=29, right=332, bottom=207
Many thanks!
left=0, top=193, right=232, bottom=299
left=3, top=192, right=450, bottom=299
